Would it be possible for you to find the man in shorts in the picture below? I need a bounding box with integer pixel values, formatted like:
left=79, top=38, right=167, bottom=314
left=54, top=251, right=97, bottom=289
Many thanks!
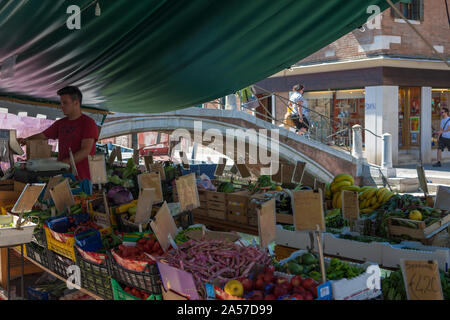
left=433, top=107, right=450, bottom=167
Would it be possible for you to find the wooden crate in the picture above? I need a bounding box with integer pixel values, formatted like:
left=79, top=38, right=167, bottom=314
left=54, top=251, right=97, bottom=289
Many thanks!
left=0, top=180, right=14, bottom=191
left=193, top=199, right=209, bottom=217
left=227, top=211, right=248, bottom=224
left=226, top=190, right=250, bottom=225
left=0, top=191, right=21, bottom=207
left=206, top=191, right=226, bottom=203
left=388, top=214, right=450, bottom=244
left=208, top=209, right=227, bottom=220
left=173, top=187, right=207, bottom=203
left=192, top=207, right=209, bottom=217
left=205, top=191, right=227, bottom=220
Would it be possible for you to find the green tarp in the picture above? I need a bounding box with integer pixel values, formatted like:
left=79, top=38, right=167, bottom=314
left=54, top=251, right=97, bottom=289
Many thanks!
left=0, top=0, right=398, bottom=113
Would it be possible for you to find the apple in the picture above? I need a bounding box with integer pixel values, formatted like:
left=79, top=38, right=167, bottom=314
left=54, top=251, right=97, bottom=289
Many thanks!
left=264, top=265, right=275, bottom=275
left=263, top=273, right=274, bottom=284
left=290, top=275, right=303, bottom=288
left=304, top=291, right=314, bottom=300
left=250, top=290, right=264, bottom=300
left=291, top=293, right=304, bottom=300
left=301, top=278, right=316, bottom=291
left=265, top=283, right=275, bottom=294
left=264, top=294, right=276, bottom=300
left=275, top=277, right=288, bottom=286
left=255, top=279, right=266, bottom=291
left=240, top=278, right=254, bottom=292
left=293, top=286, right=307, bottom=295
left=256, top=273, right=265, bottom=282
left=273, top=285, right=288, bottom=298
left=281, top=281, right=292, bottom=293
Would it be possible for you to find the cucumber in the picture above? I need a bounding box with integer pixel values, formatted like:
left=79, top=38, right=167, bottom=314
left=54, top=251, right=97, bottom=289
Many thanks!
left=387, top=288, right=396, bottom=300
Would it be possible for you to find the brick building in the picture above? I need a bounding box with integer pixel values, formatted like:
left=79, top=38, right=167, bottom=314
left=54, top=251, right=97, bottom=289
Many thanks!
left=256, top=0, right=450, bottom=166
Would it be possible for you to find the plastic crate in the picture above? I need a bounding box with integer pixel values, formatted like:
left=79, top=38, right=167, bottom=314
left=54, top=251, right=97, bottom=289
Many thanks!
left=110, top=278, right=162, bottom=300
left=27, top=286, right=51, bottom=300
left=74, top=247, right=113, bottom=300
left=25, top=241, right=51, bottom=269
left=87, top=198, right=118, bottom=227
left=49, top=251, right=76, bottom=279
left=33, top=228, right=47, bottom=247
left=75, top=229, right=103, bottom=253
left=44, top=225, right=76, bottom=261
left=114, top=211, right=150, bottom=233
left=107, top=252, right=162, bottom=295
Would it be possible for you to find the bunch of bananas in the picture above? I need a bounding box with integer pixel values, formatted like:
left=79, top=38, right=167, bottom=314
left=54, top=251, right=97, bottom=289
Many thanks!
left=359, top=186, right=395, bottom=214
left=330, top=174, right=359, bottom=210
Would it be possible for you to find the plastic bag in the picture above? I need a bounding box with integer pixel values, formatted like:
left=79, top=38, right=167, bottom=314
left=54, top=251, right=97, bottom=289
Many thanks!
left=197, top=174, right=216, bottom=191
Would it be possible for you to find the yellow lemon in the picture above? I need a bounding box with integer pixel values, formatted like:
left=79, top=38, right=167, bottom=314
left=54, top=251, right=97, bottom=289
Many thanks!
left=224, top=280, right=244, bottom=297
left=275, top=185, right=283, bottom=191
left=409, top=210, right=422, bottom=221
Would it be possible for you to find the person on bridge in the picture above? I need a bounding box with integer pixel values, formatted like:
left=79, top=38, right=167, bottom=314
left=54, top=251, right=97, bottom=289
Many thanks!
left=289, top=84, right=310, bottom=135
left=433, top=107, right=450, bottom=167
left=18, top=86, right=98, bottom=180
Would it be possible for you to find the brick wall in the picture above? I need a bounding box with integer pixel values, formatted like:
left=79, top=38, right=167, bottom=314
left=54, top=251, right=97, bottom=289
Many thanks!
left=300, top=0, right=449, bottom=65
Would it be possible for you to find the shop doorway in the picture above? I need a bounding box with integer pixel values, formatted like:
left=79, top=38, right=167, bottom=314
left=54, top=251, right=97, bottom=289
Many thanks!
left=398, top=87, right=421, bottom=150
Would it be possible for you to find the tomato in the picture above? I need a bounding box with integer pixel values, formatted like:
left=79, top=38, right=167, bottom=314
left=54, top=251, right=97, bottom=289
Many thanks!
left=152, top=241, right=160, bottom=252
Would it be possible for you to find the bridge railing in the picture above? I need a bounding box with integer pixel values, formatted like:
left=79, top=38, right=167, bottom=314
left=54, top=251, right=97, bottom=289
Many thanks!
left=208, top=86, right=352, bottom=153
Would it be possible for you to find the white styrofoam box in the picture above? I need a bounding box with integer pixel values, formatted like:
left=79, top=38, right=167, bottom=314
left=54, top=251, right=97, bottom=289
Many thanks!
left=279, top=249, right=382, bottom=300
left=382, top=242, right=450, bottom=271
left=275, top=226, right=314, bottom=251
left=330, top=262, right=382, bottom=301
left=0, top=215, right=37, bottom=247
left=322, top=232, right=385, bottom=264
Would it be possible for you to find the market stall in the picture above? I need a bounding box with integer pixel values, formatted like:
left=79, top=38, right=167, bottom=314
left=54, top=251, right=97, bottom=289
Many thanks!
left=1, top=144, right=449, bottom=301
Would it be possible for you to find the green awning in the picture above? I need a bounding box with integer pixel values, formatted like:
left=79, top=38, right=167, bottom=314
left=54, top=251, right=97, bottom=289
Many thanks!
left=0, top=0, right=398, bottom=114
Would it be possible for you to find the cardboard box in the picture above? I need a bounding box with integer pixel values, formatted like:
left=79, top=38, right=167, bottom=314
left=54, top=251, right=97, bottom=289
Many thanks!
left=275, top=226, right=312, bottom=251
left=381, top=241, right=450, bottom=271
left=322, top=233, right=385, bottom=264
left=276, top=213, right=293, bottom=225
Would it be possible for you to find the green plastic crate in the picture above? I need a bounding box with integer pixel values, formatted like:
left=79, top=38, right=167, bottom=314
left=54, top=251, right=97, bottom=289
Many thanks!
left=110, top=279, right=162, bottom=301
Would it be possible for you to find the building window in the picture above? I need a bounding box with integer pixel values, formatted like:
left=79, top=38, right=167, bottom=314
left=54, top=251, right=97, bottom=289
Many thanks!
left=391, top=0, right=424, bottom=21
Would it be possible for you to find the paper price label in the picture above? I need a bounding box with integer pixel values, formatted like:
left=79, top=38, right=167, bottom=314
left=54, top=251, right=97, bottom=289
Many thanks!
left=401, top=260, right=444, bottom=300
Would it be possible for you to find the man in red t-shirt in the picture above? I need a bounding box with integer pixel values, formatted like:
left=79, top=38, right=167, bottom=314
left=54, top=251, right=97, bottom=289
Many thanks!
left=19, top=86, right=98, bottom=180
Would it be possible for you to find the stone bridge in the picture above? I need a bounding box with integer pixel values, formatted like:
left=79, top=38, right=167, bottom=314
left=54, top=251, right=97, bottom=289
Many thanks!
left=100, top=108, right=363, bottom=183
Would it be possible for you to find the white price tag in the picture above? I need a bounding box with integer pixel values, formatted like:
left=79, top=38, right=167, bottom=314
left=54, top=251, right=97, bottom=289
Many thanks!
left=168, top=234, right=178, bottom=250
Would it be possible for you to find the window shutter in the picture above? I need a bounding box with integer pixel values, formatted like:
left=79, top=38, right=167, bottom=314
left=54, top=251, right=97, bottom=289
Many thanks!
left=419, top=0, right=424, bottom=21
left=391, top=3, right=401, bottom=18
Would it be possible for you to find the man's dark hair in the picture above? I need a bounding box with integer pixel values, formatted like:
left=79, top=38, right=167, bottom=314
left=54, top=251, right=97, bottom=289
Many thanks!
left=293, top=84, right=305, bottom=92
left=57, top=86, right=82, bottom=105
left=443, top=108, right=449, bottom=115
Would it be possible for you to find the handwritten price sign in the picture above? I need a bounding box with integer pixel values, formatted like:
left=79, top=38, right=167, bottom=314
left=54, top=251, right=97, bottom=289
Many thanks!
left=400, top=260, right=444, bottom=300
